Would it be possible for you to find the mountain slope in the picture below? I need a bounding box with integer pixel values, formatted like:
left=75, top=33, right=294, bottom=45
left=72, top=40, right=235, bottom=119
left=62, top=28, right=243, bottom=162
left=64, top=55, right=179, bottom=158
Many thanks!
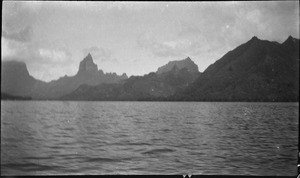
left=61, top=58, right=201, bottom=100
left=2, top=37, right=298, bottom=101
left=31, top=54, right=128, bottom=99
left=1, top=60, right=45, bottom=97
left=173, top=36, right=299, bottom=101
left=156, top=57, right=199, bottom=74
left=1, top=53, right=128, bottom=99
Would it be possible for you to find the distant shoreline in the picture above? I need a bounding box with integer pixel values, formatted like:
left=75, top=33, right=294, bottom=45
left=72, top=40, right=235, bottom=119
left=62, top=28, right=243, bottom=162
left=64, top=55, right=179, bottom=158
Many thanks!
left=1, top=93, right=32, bottom=101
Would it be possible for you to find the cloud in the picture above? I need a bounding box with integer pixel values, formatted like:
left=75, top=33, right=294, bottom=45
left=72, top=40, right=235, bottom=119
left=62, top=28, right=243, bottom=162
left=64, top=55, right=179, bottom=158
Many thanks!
left=1, top=37, right=16, bottom=57
left=2, top=2, right=38, bottom=35
left=178, top=21, right=201, bottom=37
left=1, top=37, right=37, bottom=62
left=2, top=36, right=73, bottom=81
left=2, top=1, right=299, bottom=80
left=136, top=30, right=156, bottom=49
left=154, top=2, right=299, bottom=60
left=39, top=48, right=70, bottom=64
left=29, top=62, right=75, bottom=82
left=137, top=31, right=182, bottom=57
left=2, top=37, right=71, bottom=64
left=2, top=26, right=32, bottom=42
left=1, top=2, right=77, bottom=82
left=83, top=46, right=116, bottom=62
left=137, top=24, right=211, bottom=58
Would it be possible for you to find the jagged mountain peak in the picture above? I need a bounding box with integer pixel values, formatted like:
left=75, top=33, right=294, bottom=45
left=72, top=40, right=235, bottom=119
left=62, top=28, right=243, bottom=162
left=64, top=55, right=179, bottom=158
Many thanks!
left=180, top=35, right=299, bottom=102
left=84, top=53, right=93, bottom=61
left=121, top=73, right=128, bottom=78
left=77, top=53, right=98, bottom=75
left=283, top=35, right=299, bottom=45
left=184, top=57, right=192, bottom=61
left=251, top=36, right=259, bottom=40
left=281, top=36, right=299, bottom=60
left=98, top=69, right=104, bottom=75
left=287, top=35, right=296, bottom=40
left=157, top=57, right=199, bottom=74
left=81, top=53, right=95, bottom=65
left=247, top=36, right=262, bottom=45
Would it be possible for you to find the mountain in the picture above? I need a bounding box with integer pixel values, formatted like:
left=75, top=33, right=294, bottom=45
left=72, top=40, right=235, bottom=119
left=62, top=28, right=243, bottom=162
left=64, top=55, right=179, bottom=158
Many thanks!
left=281, top=35, right=299, bottom=60
left=172, top=36, right=299, bottom=101
left=61, top=57, right=201, bottom=100
left=156, top=57, right=199, bottom=74
left=2, top=36, right=298, bottom=101
left=77, top=53, right=98, bottom=75
left=1, top=53, right=128, bottom=99
left=1, top=60, right=44, bottom=97
left=31, top=53, right=128, bottom=99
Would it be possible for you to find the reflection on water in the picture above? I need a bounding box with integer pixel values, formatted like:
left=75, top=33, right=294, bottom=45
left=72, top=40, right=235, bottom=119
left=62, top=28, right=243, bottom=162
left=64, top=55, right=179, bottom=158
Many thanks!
left=1, top=101, right=298, bottom=175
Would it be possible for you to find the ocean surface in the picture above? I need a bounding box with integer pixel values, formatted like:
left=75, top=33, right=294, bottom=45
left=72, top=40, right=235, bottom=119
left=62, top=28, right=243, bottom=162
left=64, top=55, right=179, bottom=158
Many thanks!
left=1, top=101, right=298, bottom=175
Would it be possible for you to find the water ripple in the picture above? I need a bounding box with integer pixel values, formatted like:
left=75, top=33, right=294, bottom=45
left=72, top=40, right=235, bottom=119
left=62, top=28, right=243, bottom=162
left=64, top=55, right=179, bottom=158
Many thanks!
left=1, top=101, right=298, bottom=175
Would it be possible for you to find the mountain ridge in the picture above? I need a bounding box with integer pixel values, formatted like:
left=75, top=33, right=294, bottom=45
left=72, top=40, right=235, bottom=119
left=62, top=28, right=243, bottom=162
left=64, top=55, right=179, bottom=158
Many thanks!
left=61, top=64, right=201, bottom=101
left=156, top=57, right=199, bottom=74
left=1, top=36, right=299, bottom=101
left=1, top=54, right=128, bottom=99
left=171, top=36, right=299, bottom=101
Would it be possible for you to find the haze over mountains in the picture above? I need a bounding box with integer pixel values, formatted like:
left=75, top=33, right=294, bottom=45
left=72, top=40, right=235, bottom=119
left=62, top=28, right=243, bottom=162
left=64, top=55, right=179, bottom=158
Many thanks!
left=1, top=53, right=128, bottom=99
left=62, top=60, right=200, bottom=101
left=1, top=36, right=299, bottom=101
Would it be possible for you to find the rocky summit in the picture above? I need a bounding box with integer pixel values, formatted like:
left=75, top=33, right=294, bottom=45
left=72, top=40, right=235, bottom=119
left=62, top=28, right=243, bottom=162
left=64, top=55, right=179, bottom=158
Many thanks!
left=172, top=36, right=299, bottom=101
left=1, top=36, right=299, bottom=102
left=77, top=53, right=98, bottom=75
left=156, top=57, right=199, bottom=74
left=61, top=57, right=201, bottom=101
left=1, top=54, right=128, bottom=99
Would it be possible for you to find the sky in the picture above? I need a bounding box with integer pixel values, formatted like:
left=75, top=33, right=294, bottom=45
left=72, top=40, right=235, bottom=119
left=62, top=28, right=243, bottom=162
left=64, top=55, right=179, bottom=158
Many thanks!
left=2, top=1, right=299, bottom=82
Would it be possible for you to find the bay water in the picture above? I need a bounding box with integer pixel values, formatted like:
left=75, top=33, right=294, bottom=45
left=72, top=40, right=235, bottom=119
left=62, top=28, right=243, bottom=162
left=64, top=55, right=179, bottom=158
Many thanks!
left=1, top=101, right=298, bottom=175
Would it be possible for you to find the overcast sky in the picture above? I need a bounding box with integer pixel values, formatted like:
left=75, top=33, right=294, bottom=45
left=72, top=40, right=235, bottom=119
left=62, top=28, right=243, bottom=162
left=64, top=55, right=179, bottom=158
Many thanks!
left=2, top=1, right=299, bottom=82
